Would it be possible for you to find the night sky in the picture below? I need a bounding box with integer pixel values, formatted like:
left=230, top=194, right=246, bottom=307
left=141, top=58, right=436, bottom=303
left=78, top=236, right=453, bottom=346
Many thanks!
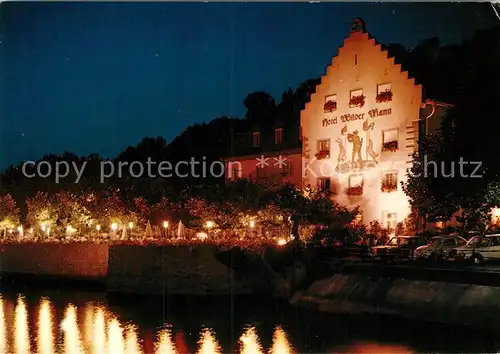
left=1, top=2, right=498, bottom=170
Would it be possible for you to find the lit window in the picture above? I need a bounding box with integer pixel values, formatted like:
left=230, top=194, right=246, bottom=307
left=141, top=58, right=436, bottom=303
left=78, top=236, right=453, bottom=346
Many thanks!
left=252, top=132, right=260, bottom=148
left=347, top=175, right=363, bottom=196
left=381, top=171, right=398, bottom=192
left=382, top=128, right=398, bottom=152
left=376, top=83, right=393, bottom=103
left=317, top=177, right=331, bottom=192
left=324, top=94, right=337, bottom=112
left=377, top=83, right=391, bottom=95
left=384, top=212, right=397, bottom=233
left=275, top=128, right=283, bottom=145
left=349, top=175, right=363, bottom=188
left=349, top=89, right=364, bottom=108
left=317, top=139, right=330, bottom=152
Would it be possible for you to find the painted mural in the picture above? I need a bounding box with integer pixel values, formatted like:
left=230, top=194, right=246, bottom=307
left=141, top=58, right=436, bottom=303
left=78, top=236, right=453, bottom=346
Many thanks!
left=335, top=119, right=378, bottom=174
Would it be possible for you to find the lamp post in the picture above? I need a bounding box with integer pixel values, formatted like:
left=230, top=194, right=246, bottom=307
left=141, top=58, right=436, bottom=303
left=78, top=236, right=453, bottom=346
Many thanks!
left=206, top=221, right=214, bottom=238
left=111, top=223, right=118, bottom=239
left=96, top=224, right=101, bottom=238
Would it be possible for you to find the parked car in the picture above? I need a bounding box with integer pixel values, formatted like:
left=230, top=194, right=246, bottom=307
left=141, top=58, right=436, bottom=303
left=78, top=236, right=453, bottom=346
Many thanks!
left=413, top=235, right=467, bottom=262
left=449, top=234, right=500, bottom=264
left=369, top=235, right=428, bottom=264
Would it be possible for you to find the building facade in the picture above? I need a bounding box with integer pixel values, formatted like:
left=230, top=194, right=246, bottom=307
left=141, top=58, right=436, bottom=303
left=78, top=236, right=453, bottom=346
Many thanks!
left=224, top=117, right=303, bottom=187
left=300, top=18, right=426, bottom=230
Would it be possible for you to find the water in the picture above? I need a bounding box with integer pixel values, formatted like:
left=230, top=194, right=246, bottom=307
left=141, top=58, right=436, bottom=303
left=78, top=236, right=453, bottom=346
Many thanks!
left=0, top=288, right=498, bottom=353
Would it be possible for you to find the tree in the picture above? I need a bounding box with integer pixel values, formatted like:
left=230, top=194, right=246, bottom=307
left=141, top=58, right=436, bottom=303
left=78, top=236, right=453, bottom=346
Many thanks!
left=0, top=194, right=20, bottom=237
left=26, top=192, right=58, bottom=236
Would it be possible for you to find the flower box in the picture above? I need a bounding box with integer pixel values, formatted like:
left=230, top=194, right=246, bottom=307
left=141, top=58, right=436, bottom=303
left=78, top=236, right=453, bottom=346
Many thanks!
left=376, top=90, right=393, bottom=103
left=346, top=186, right=363, bottom=196
left=349, top=94, right=365, bottom=108
left=381, top=181, right=397, bottom=193
left=323, top=100, right=337, bottom=112
left=382, top=140, right=398, bottom=152
left=315, top=149, right=330, bottom=160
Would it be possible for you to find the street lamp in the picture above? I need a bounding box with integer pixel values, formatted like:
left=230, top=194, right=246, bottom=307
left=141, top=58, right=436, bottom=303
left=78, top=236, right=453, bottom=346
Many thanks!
left=128, top=222, right=134, bottom=229
left=111, top=223, right=118, bottom=231
left=206, top=221, right=214, bottom=229
left=249, top=220, right=255, bottom=229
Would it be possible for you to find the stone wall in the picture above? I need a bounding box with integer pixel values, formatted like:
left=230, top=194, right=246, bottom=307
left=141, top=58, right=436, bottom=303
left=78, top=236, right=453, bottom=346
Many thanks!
left=107, top=245, right=255, bottom=295
left=294, top=274, right=500, bottom=332
left=0, top=243, right=109, bottom=279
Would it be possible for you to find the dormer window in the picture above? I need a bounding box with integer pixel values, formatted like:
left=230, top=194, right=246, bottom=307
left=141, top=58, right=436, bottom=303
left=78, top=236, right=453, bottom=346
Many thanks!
left=324, top=95, right=337, bottom=113
left=275, top=128, right=283, bottom=145
left=252, top=132, right=260, bottom=148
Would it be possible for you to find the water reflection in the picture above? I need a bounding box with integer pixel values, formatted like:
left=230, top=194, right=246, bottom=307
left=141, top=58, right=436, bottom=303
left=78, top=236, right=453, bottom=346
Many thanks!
left=38, top=298, right=54, bottom=354
left=0, top=294, right=417, bottom=354
left=14, top=295, right=30, bottom=354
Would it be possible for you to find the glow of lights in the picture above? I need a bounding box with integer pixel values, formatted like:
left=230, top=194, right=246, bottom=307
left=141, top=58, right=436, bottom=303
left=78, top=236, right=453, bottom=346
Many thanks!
left=124, top=324, right=142, bottom=354
left=61, top=304, right=84, bottom=354
left=66, top=225, right=75, bottom=234
left=128, top=222, right=134, bottom=229
left=205, top=221, right=214, bottom=229
left=111, top=223, right=118, bottom=231
left=17, top=225, right=23, bottom=232
left=277, top=238, right=287, bottom=246
left=249, top=220, right=255, bottom=229
left=107, top=318, right=124, bottom=354
left=96, top=224, right=101, bottom=231
left=163, top=221, right=169, bottom=229
left=492, top=208, right=500, bottom=218
left=270, top=327, right=294, bottom=354
left=155, top=329, right=176, bottom=354
left=197, top=328, right=221, bottom=354
left=41, top=223, right=47, bottom=232
left=38, top=298, right=54, bottom=354
left=196, top=232, right=208, bottom=241
left=239, top=327, right=263, bottom=354
left=84, top=305, right=94, bottom=348
left=0, top=296, right=6, bottom=354
left=14, top=295, right=30, bottom=354
left=93, top=308, right=107, bottom=354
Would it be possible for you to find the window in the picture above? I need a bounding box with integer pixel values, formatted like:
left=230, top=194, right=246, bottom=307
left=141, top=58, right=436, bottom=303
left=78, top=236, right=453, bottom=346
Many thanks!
left=349, top=175, right=363, bottom=188
left=252, top=132, right=260, bottom=148
left=377, top=83, right=391, bottom=95
left=381, top=171, right=398, bottom=192
left=382, top=128, right=398, bottom=152
left=231, top=167, right=240, bottom=180
left=376, top=83, right=393, bottom=103
left=281, top=164, right=291, bottom=177
left=354, top=54, right=358, bottom=66
left=349, top=89, right=365, bottom=108
left=275, top=128, right=283, bottom=145
left=324, top=94, right=337, bottom=112
left=317, top=177, right=331, bottom=193
left=384, top=212, right=397, bottom=233
left=317, top=139, right=330, bottom=152
left=347, top=175, right=363, bottom=196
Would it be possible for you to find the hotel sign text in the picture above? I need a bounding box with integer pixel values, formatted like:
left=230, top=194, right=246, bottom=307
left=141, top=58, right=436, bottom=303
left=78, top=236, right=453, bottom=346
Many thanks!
left=322, top=108, right=392, bottom=127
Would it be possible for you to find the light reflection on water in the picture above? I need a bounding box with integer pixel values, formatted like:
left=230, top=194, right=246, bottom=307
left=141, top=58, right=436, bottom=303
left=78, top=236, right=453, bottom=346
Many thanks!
left=0, top=294, right=416, bottom=354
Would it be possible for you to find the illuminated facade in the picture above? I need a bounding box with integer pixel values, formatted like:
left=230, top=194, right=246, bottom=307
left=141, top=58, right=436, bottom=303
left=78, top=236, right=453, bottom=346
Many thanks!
left=301, top=18, right=428, bottom=230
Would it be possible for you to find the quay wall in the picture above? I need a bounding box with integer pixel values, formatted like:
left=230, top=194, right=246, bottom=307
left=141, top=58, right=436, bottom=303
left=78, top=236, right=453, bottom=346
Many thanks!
left=293, top=273, right=500, bottom=332
left=106, top=245, right=256, bottom=295
left=0, top=243, right=109, bottom=279
left=0, top=243, right=272, bottom=295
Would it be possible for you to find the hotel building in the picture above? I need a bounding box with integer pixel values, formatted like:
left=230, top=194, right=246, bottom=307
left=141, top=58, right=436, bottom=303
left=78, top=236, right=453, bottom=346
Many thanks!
left=225, top=18, right=450, bottom=231
left=300, top=18, right=449, bottom=230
